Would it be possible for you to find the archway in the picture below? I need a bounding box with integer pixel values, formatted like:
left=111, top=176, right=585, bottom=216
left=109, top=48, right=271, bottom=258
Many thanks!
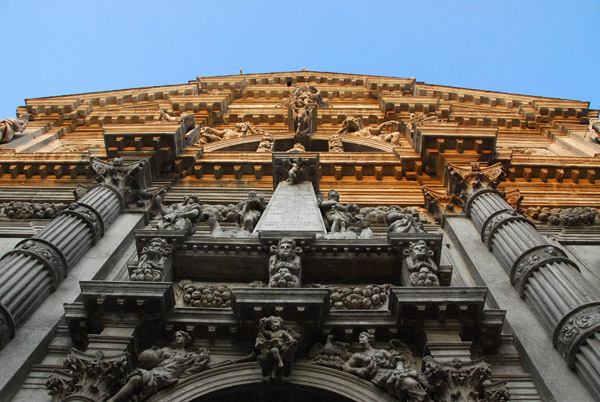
left=145, top=362, right=396, bottom=402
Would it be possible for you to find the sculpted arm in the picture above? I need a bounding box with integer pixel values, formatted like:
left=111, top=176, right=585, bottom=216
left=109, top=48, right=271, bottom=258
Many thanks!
left=343, top=353, right=366, bottom=377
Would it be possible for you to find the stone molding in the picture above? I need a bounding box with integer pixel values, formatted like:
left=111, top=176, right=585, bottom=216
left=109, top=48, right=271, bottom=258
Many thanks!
left=4, top=238, right=68, bottom=289
left=481, top=209, right=535, bottom=250
left=510, top=245, right=575, bottom=296
left=57, top=202, right=104, bottom=244
left=554, top=302, right=600, bottom=367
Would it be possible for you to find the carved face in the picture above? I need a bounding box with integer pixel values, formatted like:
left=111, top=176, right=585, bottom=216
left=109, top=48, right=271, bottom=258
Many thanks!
left=278, top=242, right=294, bottom=260
left=271, top=319, right=282, bottom=331
left=328, top=190, right=340, bottom=201
left=248, top=191, right=257, bottom=199
left=172, top=331, right=188, bottom=347
left=358, top=332, right=370, bottom=346
left=410, top=241, right=428, bottom=261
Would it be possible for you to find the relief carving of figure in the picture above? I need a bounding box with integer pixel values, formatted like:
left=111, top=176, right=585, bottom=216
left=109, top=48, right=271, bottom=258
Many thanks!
left=255, top=316, right=300, bottom=382
left=343, top=332, right=427, bottom=402
left=237, top=191, right=267, bottom=232
left=130, top=238, right=173, bottom=281
left=155, top=190, right=202, bottom=235
left=0, top=113, right=30, bottom=143
left=282, top=84, right=329, bottom=110
left=286, top=157, right=307, bottom=185
left=403, top=240, right=439, bottom=286
left=256, top=132, right=274, bottom=152
left=336, top=117, right=398, bottom=139
left=328, top=133, right=344, bottom=152
left=106, top=331, right=210, bottom=402
left=269, top=238, right=302, bottom=287
left=198, top=121, right=257, bottom=144
left=319, top=189, right=353, bottom=233
left=387, top=206, right=425, bottom=234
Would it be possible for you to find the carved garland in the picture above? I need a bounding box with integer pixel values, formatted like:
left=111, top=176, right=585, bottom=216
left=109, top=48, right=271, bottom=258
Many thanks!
left=3, top=239, right=68, bottom=289
left=554, top=302, right=600, bottom=367
left=57, top=203, right=104, bottom=244
left=510, top=245, right=574, bottom=296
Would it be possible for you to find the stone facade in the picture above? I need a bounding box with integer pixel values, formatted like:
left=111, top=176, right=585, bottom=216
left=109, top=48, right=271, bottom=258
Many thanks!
left=0, top=71, right=599, bottom=401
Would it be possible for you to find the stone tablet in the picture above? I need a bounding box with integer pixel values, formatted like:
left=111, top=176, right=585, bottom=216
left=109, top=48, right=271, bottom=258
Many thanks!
left=254, top=181, right=326, bottom=234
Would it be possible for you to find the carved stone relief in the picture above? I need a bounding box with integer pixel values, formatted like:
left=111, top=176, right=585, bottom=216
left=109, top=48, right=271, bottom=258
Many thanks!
left=1, top=201, right=67, bottom=219
left=269, top=238, right=302, bottom=287
left=286, top=157, right=308, bottom=185
left=130, top=238, right=173, bottom=281
left=155, top=190, right=202, bottom=235
left=255, top=316, right=300, bottom=383
left=177, top=280, right=232, bottom=308
left=308, top=284, right=391, bottom=310
left=46, top=349, right=129, bottom=402
left=198, top=121, right=260, bottom=144
left=525, top=206, right=598, bottom=226
left=256, top=132, right=274, bottom=152
left=308, top=335, right=352, bottom=369
left=343, top=333, right=428, bottom=401
left=554, top=303, right=600, bottom=366
left=236, top=191, right=267, bottom=233
left=106, top=331, right=209, bottom=402
left=403, top=240, right=440, bottom=287
left=0, top=113, right=30, bottom=143
left=387, top=206, right=425, bottom=234
left=328, top=133, right=344, bottom=152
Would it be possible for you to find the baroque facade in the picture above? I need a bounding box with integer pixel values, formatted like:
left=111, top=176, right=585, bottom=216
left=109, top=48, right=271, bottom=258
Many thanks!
left=0, top=71, right=599, bottom=401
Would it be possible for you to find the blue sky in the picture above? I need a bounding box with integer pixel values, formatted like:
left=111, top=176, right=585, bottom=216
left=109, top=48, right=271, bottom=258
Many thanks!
left=1, top=0, right=598, bottom=118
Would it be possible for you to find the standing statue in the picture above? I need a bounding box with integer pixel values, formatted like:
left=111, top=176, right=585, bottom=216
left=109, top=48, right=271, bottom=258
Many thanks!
left=0, top=113, right=30, bottom=143
left=255, top=316, right=300, bottom=383
left=286, top=157, right=307, bottom=185
left=106, top=331, right=210, bottom=402
left=282, top=84, right=329, bottom=145
left=269, top=238, right=302, bottom=287
left=319, top=190, right=352, bottom=233
left=336, top=117, right=398, bottom=139
left=198, top=122, right=257, bottom=144
left=155, top=190, right=202, bottom=235
left=236, top=191, right=267, bottom=232
left=343, top=332, right=427, bottom=402
left=403, top=240, right=440, bottom=286
left=386, top=206, right=425, bottom=234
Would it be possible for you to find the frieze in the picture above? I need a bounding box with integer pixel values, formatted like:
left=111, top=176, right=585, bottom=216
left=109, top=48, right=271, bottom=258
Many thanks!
left=554, top=302, right=600, bottom=367
left=4, top=239, right=68, bottom=289
left=1, top=201, right=66, bottom=219
left=510, top=245, right=573, bottom=296
left=308, top=284, right=391, bottom=310
left=525, top=206, right=598, bottom=226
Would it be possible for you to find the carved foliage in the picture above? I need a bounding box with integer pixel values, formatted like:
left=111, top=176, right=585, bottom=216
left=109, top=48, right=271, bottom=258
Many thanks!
left=87, top=157, right=151, bottom=211
left=8, top=239, right=67, bottom=288
left=423, top=357, right=501, bottom=402
left=511, top=245, right=570, bottom=295
left=130, top=238, right=173, bottom=281
left=46, top=349, right=128, bottom=402
left=308, top=335, right=352, bottom=369
left=1, top=201, right=66, bottom=219
left=555, top=303, right=600, bottom=366
left=177, top=280, right=232, bottom=308
left=446, top=162, right=504, bottom=206
left=525, top=206, right=598, bottom=226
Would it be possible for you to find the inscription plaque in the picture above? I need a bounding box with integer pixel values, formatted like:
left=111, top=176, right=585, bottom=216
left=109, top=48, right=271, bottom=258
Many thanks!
left=254, top=181, right=326, bottom=233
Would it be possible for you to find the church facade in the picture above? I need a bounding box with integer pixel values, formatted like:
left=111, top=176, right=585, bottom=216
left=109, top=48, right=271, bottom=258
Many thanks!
left=0, top=71, right=599, bottom=401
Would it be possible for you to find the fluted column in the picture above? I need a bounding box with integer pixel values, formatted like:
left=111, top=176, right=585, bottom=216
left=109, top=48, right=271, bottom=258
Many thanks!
left=0, top=158, right=149, bottom=349
left=466, top=188, right=600, bottom=397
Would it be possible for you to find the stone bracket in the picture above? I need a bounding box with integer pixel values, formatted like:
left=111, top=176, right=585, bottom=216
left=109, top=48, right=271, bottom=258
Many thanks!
left=510, top=245, right=575, bottom=296
left=388, top=232, right=443, bottom=266
left=553, top=302, right=600, bottom=367
left=58, top=202, right=105, bottom=244
left=3, top=238, right=68, bottom=289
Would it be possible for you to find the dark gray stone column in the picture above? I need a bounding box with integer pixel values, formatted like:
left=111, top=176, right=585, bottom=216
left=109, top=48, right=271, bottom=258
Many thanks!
left=466, top=188, right=600, bottom=397
left=0, top=158, right=149, bottom=349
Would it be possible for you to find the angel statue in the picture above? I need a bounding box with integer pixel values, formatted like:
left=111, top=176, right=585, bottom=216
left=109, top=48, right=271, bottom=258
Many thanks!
left=106, top=331, right=210, bottom=402
left=343, top=332, right=428, bottom=402
left=255, top=316, right=300, bottom=383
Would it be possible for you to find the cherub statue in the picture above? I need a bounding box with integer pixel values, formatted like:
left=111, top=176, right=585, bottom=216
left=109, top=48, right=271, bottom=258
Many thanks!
left=155, top=190, right=202, bottom=235
left=269, top=238, right=302, bottom=287
left=106, top=331, right=210, bottom=402
left=236, top=191, right=267, bottom=232
left=198, top=122, right=257, bottom=143
left=343, top=332, right=427, bottom=402
left=255, top=316, right=300, bottom=382
left=0, top=113, right=30, bottom=143
left=403, top=240, right=439, bottom=286
left=319, top=190, right=352, bottom=233
left=387, top=206, right=425, bottom=234
left=286, top=157, right=307, bottom=185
